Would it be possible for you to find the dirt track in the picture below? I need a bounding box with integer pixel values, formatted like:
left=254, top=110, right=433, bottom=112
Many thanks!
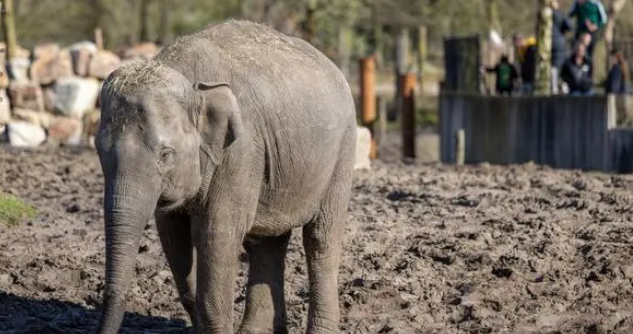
left=2, top=142, right=633, bottom=334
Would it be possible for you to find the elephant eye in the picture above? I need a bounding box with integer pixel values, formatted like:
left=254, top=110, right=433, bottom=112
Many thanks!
left=158, top=148, right=174, bottom=164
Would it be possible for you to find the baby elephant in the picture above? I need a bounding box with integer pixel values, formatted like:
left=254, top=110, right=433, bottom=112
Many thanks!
left=93, top=20, right=356, bottom=334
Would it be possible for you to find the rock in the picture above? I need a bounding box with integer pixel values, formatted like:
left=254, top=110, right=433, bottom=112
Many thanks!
left=82, top=110, right=100, bottom=148
left=8, top=81, right=45, bottom=111
left=69, top=41, right=98, bottom=54
left=0, top=42, right=31, bottom=83
left=33, top=43, right=60, bottom=61
left=48, top=117, right=83, bottom=145
left=0, top=68, right=7, bottom=89
left=82, top=109, right=100, bottom=136
left=89, top=50, right=121, bottom=79
left=71, top=48, right=92, bottom=77
left=0, top=42, right=31, bottom=61
left=53, top=77, right=100, bottom=118
left=69, top=41, right=98, bottom=77
left=43, top=87, right=56, bottom=112
left=6, top=121, right=46, bottom=147
left=56, top=49, right=74, bottom=77
left=354, top=126, right=372, bottom=170
left=6, top=58, right=31, bottom=83
left=0, top=90, right=10, bottom=124
left=119, top=42, right=159, bottom=60
left=29, top=46, right=73, bottom=85
left=12, top=108, right=53, bottom=128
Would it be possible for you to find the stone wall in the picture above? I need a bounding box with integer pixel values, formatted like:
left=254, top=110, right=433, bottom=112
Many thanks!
left=0, top=41, right=160, bottom=148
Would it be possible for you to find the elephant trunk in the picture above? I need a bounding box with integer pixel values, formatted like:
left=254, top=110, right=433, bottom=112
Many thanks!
left=96, top=172, right=160, bottom=334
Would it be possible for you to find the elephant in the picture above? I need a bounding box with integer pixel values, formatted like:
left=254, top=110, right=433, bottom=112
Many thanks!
left=93, top=20, right=357, bottom=334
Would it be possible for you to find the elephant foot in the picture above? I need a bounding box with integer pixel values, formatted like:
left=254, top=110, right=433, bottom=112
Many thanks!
left=238, top=326, right=288, bottom=334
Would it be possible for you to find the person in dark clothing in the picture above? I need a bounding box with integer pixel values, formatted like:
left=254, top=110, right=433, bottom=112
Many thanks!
left=605, top=49, right=630, bottom=94
left=482, top=54, right=519, bottom=96
left=552, top=0, right=572, bottom=94
left=514, top=35, right=538, bottom=95
left=561, top=43, right=593, bottom=96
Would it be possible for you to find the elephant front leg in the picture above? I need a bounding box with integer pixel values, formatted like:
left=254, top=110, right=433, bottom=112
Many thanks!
left=238, top=232, right=292, bottom=334
left=155, top=211, right=197, bottom=328
left=194, top=218, right=243, bottom=334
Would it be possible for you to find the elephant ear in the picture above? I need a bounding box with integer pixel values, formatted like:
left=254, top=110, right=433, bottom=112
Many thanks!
left=193, top=81, right=244, bottom=165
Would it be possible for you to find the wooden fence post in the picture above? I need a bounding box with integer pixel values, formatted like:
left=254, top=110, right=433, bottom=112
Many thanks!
left=394, top=27, right=410, bottom=119
left=400, top=73, right=416, bottom=161
left=360, top=56, right=377, bottom=159
left=417, top=26, right=427, bottom=91
left=95, top=27, right=104, bottom=51
left=377, top=96, right=387, bottom=149
left=456, top=129, right=465, bottom=165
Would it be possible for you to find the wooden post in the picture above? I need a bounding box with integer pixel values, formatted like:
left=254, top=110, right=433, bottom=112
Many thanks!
left=360, top=56, right=377, bottom=159
left=456, top=129, right=465, bottom=165
left=338, top=25, right=353, bottom=79
left=377, top=96, right=387, bottom=149
left=94, top=27, right=104, bottom=51
left=394, top=27, right=410, bottom=119
left=416, top=26, right=427, bottom=90
left=400, top=73, right=416, bottom=161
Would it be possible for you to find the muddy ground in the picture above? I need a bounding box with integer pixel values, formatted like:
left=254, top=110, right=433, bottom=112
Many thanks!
left=2, top=136, right=633, bottom=334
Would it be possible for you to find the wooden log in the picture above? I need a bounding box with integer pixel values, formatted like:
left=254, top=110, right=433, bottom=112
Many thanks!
left=400, top=73, right=416, bottom=161
left=360, top=56, right=377, bottom=159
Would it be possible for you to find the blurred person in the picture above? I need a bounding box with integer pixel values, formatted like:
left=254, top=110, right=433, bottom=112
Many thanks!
left=569, top=0, right=607, bottom=59
left=574, top=32, right=595, bottom=78
left=514, top=35, right=538, bottom=95
left=605, top=48, right=630, bottom=94
left=552, top=0, right=572, bottom=94
left=561, top=43, right=593, bottom=96
left=481, top=54, right=519, bottom=96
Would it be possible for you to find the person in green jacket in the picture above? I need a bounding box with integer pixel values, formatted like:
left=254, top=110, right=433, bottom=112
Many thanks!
left=568, top=0, right=608, bottom=58
left=481, top=54, right=519, bottom=96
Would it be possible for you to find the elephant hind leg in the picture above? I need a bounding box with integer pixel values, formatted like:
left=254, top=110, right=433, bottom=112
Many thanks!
left=303, top=153, right=354, bottom=334
left=155, top=211, right=197, bottom=328
left=239, top=232, right=292, bottom=334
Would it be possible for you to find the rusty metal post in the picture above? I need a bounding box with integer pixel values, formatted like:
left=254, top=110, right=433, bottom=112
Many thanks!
left=400, top=73, right=416, bottom=161
left=360, top=56, right=377, bottom=158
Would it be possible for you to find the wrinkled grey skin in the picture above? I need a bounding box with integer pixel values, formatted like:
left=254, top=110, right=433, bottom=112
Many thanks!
left=94, top=20, right=356, bottom=334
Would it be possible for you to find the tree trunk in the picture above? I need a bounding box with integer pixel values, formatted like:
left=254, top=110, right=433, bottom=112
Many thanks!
left=535, top=0, right=553, bottom=95
left=487, top=0, right=500, bottom=33
left=139, top=0, right=151, bottom=42
left=304, top=0, right=317, bottom=44
left=337, top=25, right=353, bottom=79
left=157, top=0, right=170, bottom=45
left=604, top=0, right=628, bottom=48
left=2, top=0, right=18, bottom=61
left=604, top=0, right=628, bottom=72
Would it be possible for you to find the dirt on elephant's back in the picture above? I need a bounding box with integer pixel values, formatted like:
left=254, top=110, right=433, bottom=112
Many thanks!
left=2, top=144, right=633, bottom=333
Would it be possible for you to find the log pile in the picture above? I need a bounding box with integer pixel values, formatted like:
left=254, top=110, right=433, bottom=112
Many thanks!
left=0, top=40, right=161, bottom=148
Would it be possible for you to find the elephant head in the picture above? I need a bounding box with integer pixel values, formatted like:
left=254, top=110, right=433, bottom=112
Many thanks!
left=93, top=60, right=243, bottom=334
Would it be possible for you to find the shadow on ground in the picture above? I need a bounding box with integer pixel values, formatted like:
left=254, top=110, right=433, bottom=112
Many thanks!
left=0, top=291, right=189, bottom=334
